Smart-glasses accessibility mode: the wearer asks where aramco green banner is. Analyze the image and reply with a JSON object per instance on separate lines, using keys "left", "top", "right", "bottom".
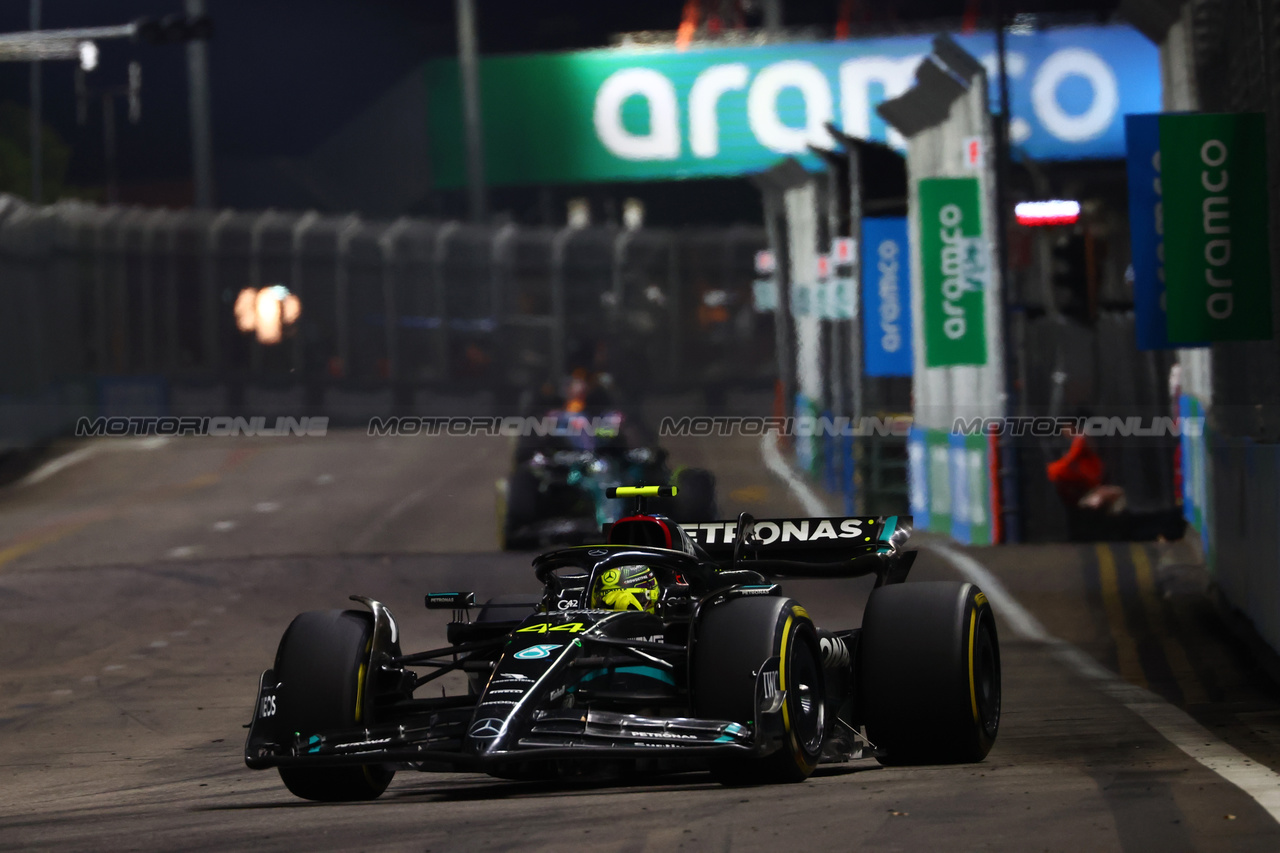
{"left": 917, "top": 177, "right": 988, "bottom": 367}
{"left": 425, "top": 27, "right": 1161, "bottom": 187}
{"left": 1160, "top": 112, "right": 1274, "bottom": 343}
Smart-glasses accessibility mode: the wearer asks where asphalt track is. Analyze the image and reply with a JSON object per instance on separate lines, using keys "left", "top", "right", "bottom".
{"left": 3, "top": 429, "right": 1280, "bottom": 851}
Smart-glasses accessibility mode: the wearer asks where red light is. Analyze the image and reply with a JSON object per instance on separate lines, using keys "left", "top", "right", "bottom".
{"left": 1016, "top": 200, "right": 1080, "bottom": 227}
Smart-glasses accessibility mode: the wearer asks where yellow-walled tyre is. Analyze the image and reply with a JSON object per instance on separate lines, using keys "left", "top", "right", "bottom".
{"left": 693, "top": 596, "right": 826, "bottom": 784}
{"left": 273, "top": 610, "right": 394, "bottom": 801}
{"left": 859, "top": 582, "right": 1001, "bottom": 764}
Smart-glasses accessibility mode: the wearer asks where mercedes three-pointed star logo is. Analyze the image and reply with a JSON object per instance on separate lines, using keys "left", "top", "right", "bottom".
{"left": 469, "top": 717, "right": 504, "bottom": 739}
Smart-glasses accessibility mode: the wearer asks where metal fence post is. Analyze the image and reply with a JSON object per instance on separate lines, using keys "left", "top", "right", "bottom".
{"left": 490, "top": 222, "right": 517, "bottom": 323}
{"left": 139, "top": 209, "right": 167, "bottom": 372}
{"left": 334, "top": 214, "right": 362, "bottom": 380}
{"left": 114, "top": 209, "right": 145, "bottom": 374}
{"left": 611, "top": 227, "right": 634, "bottom": 336}
{"left": 433, "top": 221, "right": 460, "bottom": 382}
{"left": 549, "top": 226, "right": 575, "bottom": 384}
{"left": 379, "top": 217, "right": 411, "bottom": 385}
{"left": 666, "top": 232, "right": 682, "bottom": 383}
{"left": 203, "top": 209, "right": 233, "bottom": 374}
{"left": 92, "top": 208, "right": 122, "bottom": 375}
{"left": 490, "top": 222, "right": 518, "bottom": 394}
{"left": 164, "top": 213, "right": 180, "bottom": 372}
{"left": 289, "top": 211, "right": 320, "bottom": 376}
{"left": 248, "top": 210, "right": 272, "bottom": 374}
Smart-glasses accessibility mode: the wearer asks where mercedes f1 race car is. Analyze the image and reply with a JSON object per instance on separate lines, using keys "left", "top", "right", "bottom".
{"left": 498, "top": 409, "right": 716, "bottom": 549}
{"left": 245, "top": 486, "right": 1001, "bottom": 801}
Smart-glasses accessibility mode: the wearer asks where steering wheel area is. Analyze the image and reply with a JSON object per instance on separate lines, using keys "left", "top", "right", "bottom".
{"left": 533, "top": 547, "right": 710, "bottom": 605}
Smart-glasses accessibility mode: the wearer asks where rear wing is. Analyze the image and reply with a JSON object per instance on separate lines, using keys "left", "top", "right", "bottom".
{"left": 681, "top": 514, "right": 915, "bottom": 584}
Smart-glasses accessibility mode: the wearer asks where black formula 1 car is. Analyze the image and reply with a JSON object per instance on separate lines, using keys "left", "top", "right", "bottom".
{"left": 245, "top": 486, "right": 1001, "bottom": 801}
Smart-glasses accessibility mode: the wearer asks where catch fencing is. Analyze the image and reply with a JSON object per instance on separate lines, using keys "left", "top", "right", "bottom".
{"left": 0, "top": 195, "right": 769, "bottom": 448}
{"left": 1157, "top": 0, "right": 1280, "bottom": 652}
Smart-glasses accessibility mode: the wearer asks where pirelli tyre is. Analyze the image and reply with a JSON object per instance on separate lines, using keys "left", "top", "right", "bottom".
{"left": 859, "top": 581, "right": 1000, "bottom": 765}
{"left": 672, "top": 468, "right": 717, "bottom": 523}
{"left": 693, "top": 596, "right": 826, "bottom": 784}
{"left": 501, "top": 468, "right": 541, "bottom": 550}
{"left": 273, "top": 610, "right": 394, "bottom": 801}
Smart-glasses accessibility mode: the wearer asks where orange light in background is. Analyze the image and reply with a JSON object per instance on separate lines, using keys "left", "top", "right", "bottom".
{"left": 282, "top": 293, "right": 301, "bottom": 325}
{"left": 235, "top": 285, "right": 302, "bottom": 344}
{"left": 255, "top": 289, "right": 283, "bottom": 344}
{"left": 234, "top": 288, "right": 257, "bottom": 332}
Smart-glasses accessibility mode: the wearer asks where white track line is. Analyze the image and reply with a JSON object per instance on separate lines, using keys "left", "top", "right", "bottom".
{"left": 18, "top": 436, "right": 169, "bottom": 488}
{"left": 760, "top": 434, "right": 1280, "bottom": 822}
{"left": 758, "top": 433, "right": 829, "bottom": 516}
{"left": 20, "top": 446, "right": 98, "bottom": 486}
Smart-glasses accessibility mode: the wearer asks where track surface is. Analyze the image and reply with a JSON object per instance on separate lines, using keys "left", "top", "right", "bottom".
{"left": 3, "top": 431, "right": 1280, "bottom": 851}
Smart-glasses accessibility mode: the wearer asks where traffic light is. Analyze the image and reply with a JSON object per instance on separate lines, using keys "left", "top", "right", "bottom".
{"left": 134, "top": 14, "right": 213, "bottom": 45}
{"left": 1051, "top": 233, "right": 1089, "bottom": 323}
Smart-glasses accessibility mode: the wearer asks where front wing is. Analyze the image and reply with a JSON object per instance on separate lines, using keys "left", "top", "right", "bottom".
{"left": 245, "top": 661, "right": 785, "bottom": 771}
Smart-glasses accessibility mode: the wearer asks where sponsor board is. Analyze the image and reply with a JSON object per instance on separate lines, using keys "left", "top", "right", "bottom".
{"left": 862, "top": 217, "right": 913, "bottom": 376}
{"left": 917, "top": 177, "right": 989, "bottom": 367}
{"left": 427, "top": 26, "right": 1160, "bottom": 186}
{"left": 910, "top": 427, "right": 992, "bottom": 545}
{"left": 908, "top": 426, "right": 932, "bottom": 531}
{"left": 1126, "top": 113, "right": 1178, "bottom": 350}
{"left": 1160, "top": 112, "right": 1274, "bottom": 343}
{"left": 1180, "top": 394, "right": 1210, "bottom": 558}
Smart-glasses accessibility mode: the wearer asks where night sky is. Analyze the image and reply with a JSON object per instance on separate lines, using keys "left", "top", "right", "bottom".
{"left": 0, "top": 1, "right": 1120, "bottom": 218}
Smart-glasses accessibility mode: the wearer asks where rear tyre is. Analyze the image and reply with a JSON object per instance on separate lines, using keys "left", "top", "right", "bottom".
{"left": 502, "top": 468, "right": 541, "bottom": 550}
{"left": 672, "top": 468, "right": 717, "bottom": 522}
{"left": 693, "top": 596, "right": 825, "bottom": 784}
{"left": 273, "top": 610, "right": 394, "bottom": 801}
{"left": 859, "top": 582, "right": 1000, "bottom": 765}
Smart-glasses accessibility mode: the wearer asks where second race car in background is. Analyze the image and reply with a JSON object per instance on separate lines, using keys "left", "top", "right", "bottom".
{"left": 496, "top": 407, "right": 717, "bottom": 549}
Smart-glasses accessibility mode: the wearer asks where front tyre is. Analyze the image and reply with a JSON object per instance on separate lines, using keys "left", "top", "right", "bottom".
{"left": 693, "top": 597, "right": 825, "bottom": 784}
{"left": 273, "top": 610, "right": 394, "bottom": 801}
{"left": 859, "top": 582, "right": 1000, "bottom": 765}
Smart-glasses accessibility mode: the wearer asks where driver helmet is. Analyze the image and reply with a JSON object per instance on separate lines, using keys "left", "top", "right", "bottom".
{"left": 592, "top": 564, "right": 659, "bottom": 612}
